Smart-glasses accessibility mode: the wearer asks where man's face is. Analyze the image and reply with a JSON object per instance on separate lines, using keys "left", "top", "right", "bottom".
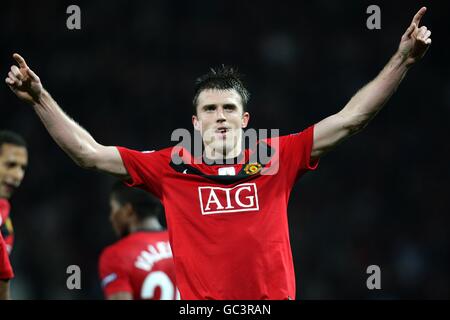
{"left": 0, "top": 144, "right": 28, "bottom": 199}
{"left": 109, "top": 196, "right": 131, "bottom": 238}
{"left": 192, "top": 89, "right": 250, "bottom": 156}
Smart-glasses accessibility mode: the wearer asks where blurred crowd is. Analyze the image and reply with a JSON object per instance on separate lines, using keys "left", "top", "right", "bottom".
{"left": 1, "top": 0, "right": 449, "bottom": 299}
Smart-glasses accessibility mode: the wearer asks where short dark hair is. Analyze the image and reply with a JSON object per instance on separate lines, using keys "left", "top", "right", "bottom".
{"left": 0, "top": 130, "right": 27, "bottom": 154}
{"left": 192, "top": 65, "right": 250, "bottom": 114}
{"left": 110, "top": 181, "right": 162, "bottom": 220}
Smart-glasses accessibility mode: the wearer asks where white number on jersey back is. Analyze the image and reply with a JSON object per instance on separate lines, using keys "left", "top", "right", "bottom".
{"left": 141, "top": 271, "right": 180, "bottom": 300}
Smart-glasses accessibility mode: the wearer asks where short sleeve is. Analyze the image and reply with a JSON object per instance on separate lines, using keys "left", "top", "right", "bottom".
{"left": 98, "top": 248, "right": 132, "bottom": 298}
{"left": 278, "top": 125, "right": 319, "bottom": 185}
{"left": 116, "top": 147, "right": 168, "bottom": 199}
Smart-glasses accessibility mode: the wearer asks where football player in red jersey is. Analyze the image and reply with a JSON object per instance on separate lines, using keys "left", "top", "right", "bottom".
{"left": 6, "top": 8, "right": 431, "bottom": 299}
{"left": 99, "top": 182, "right": 178, "bottom": 300}
{"left": 0, "top": 131, "right": 28, "bottom": 300}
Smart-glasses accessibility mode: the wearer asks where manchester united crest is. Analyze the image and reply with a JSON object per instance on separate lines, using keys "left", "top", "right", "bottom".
{"left": 244, "top": 163, "right": 262, "bottom": 175}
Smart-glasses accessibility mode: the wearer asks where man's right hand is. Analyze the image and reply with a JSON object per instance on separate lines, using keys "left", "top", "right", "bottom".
{"left": 5, "top": 53, "right": 43, "bottom": 105}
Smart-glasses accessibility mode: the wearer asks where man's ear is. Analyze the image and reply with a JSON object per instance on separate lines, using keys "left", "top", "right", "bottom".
{"left": 242, "top": 112, "right": 250, "bottom": 128}
{"left": 192, "top": 115, "right": 201, "bottom": 131}
{"left": 123, "top": 203, "right": 134, "bottom": 218}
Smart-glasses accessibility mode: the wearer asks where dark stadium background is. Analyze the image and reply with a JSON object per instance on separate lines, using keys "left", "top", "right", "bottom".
{"left": 1, "top": 0, "right": 449, "bottom": 299}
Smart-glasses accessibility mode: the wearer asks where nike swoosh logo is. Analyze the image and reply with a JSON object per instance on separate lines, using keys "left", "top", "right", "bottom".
{"left": 183, "top": 169, "right": 188, "bottom": 174}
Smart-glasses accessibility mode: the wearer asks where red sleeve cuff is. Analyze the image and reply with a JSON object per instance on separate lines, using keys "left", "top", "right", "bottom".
{"left": 303, "top": 125, "right": 320, "bottom": 171}
{"left": 116, "top": 146, "right": 143, "bottom": 187}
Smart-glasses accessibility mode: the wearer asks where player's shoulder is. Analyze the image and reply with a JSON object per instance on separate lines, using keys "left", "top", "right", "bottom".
{"left": 117, "top": 145, "right": 174, "bottom": 159}
{"left": 0, "top": 199, "right": 10, "bottom": 208}
{"left": 141, "top": 146, "right": 174, "bottom": 156}
{"left": 99, "top": 242, "right": 120, "bottom": 263}
{"left": 102, "top": 231, "right": 168, "bottom": 253}
{"left": 130, "top": 230, "right": 170, "bottom": 244}
{"left": 148, "top": 230, "right": 170, "bottom": 241}
{"left": 99, "top": 235, "right": 134, "bottom": 262}
{"left": 268, "top": 126, "right": 315, "bottom": 146}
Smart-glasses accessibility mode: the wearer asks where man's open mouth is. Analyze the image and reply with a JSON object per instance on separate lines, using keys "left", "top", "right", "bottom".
{"left": 216, "top": 127, "right": 229, "bottom": 134}
{"left": 2, "top": 182, "right": 16, "bottom": 193}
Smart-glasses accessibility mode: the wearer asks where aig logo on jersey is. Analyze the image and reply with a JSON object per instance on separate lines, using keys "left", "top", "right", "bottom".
{"left": 198, "top": 183, "right": 259, "bottom": 215}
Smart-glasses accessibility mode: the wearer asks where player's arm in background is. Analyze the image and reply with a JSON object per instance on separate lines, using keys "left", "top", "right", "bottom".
{"left": 4, "top": 54, "right": 129, "bottom": 179}
{"left": 311, "top": 7, "right": 431, "bottom": 161}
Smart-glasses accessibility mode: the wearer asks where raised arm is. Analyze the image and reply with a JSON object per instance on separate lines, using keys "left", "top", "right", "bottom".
{"left": 5, "top": 54, "right": 128, "bottom": 178}
{"left": 311, "top": 7, "right": 432, "bottom": 160}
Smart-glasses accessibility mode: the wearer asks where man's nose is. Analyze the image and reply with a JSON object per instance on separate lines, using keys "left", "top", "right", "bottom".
{"left": 215, "top": 107, "right": 226, "bottom": 121}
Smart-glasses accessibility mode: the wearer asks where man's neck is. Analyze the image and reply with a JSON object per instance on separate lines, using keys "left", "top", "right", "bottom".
{"left": 130, "top": 217, "right": 163, "bottom": 233}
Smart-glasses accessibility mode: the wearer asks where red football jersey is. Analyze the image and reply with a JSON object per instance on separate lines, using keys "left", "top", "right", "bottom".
{"left": 0, "top": 199, "right": 14, "bottom": 254}
{"left": 0, "top": 199, "right": 10, "bottom": 228}
{"left": 116, "top": 125, "right": 319, "bottom": 300}
{"left": 0, "top": 199, "right": 14, "bottom": 280}
{"left": 99, "top": 231, "right": 178, "bottom": 300}
{"left": 0, "top": 233, "right": 13, "bottom": 280}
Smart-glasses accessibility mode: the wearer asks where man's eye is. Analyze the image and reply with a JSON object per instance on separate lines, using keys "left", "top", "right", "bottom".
{"left": 224, "top": 105, "right": 236, "bottom": 111}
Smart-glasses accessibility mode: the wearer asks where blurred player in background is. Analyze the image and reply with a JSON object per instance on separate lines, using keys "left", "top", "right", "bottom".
{"left": 5, "top": 8, "right": 431, "bottom": 299}
{"left": 99, "top": 181, "right": 178, "bottom": 300}
{"left": 0, "top": 131, "right": 28, "bottom": 299}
